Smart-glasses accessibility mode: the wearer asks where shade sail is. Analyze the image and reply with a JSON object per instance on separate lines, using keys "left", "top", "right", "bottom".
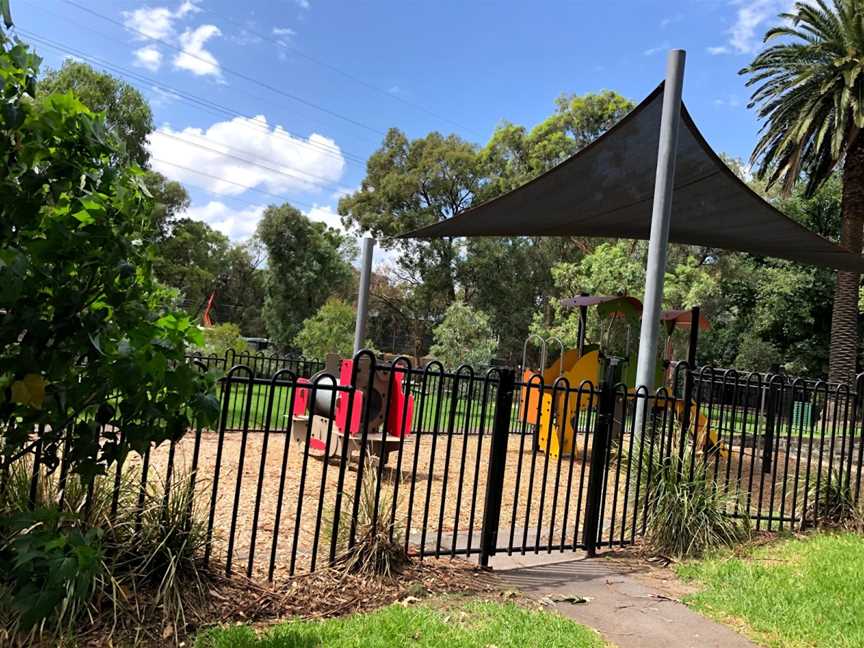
{"left": 401, "top": 83, "right": 864, "bottom": 273}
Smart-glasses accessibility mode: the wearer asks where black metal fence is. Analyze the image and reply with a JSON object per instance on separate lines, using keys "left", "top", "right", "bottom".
{"left": 6, "top": 352, "right": 864, "bottom": 583}
{"left": 186, "top": 350, "right": 326, "bottom": 378}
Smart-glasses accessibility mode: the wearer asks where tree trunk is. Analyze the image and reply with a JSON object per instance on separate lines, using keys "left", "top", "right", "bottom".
{"left": 828, "top": 136, "right": 864, "bottom": 385}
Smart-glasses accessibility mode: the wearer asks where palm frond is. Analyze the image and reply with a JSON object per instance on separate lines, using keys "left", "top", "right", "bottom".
{"left": 741, "top": 0, "right": 864, "bottom": 194}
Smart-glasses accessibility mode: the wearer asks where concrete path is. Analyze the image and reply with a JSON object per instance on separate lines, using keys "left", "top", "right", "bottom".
{"left": 498, "top": 554, "right": 758, "bottom": 648}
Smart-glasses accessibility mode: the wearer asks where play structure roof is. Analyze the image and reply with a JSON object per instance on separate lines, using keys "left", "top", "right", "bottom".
{"left": 660, "top": 309, "right": 710, "bottom": 331}
{"left": 401, "top": 84, "right": 864, "bottom": 273}
{"left": 560, "top": 294, "right": 643, "bottom": 320}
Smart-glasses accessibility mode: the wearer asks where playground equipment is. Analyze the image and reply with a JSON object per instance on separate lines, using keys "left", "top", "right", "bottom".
{"left": 661, "top": 309, "right": 727, "bottom": 457}
{"left": 291, "top": 354, "right": 414, "bottom": 464}
{"left": 519, "top": 296, "right": 726, "bottom": 458}
{"left": 520, "top": 296, "right": 644, "bottom": 457}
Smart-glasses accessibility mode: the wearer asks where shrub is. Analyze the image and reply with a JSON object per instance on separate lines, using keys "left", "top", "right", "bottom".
{"left": 327, "top": 460, "right": 408, "bottom": 577}
{"left": 198, "top": 322, "right": 249, "bottom": 357}
{"left": 627, "top": 442, "right": 750, "bottom": 558}
{"left": 294, "top": 298, "right": 358, "bottom": 360}
{"left": 0, "top": 460, "right": 209, "bottom": 641}
{"left": 800, "top": 467, "right": 863, "bottom": 530}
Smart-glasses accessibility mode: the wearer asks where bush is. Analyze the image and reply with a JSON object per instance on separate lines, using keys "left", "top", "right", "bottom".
{"left": 801, "top": 467, "right": 863, "bottom": 530}
{"left": 0, "top": 460, "right": 209, "bottom": 641}
{"left": 327, "top": 460, "right": 408, "bottom": 578}
{"left": 627, "top": 442, "right": 750, "bottom": 558}
{"left": 294, "top": 298, "right": 365, "bottom": 360}
{"left": 197, "top": 322, "right": 249, "bottom": 357}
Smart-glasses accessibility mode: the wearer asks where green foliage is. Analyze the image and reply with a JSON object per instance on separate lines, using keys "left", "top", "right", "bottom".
{"left": 801, "top": 467, "right": 863, "bottom": 529}
{"left": 194, "top": 599, "right": 605, "bottom": 648}
{"left": 0, "top": 461, "right": 209, "bottom": 637}
{"left": 339, "top": 131, "right": 476, "bottom": 353}
{"left": 741, "top": 0, "right": 864, "bottom": 384}
{"left": 677, "top": 533, "right": 864, "bottom": 648}
{"left": 479, "top": 90, "right": 634, "bottom": 196}
{"left": 430, "top": 301, "right": 498, "bottom": 369}
{"left": 0, "top": 36, "right": 218, "bottom": 487}
{"left": 154, "top": 218, "right": 231, "bottom": 312}
{"left": 327, "top": 459, "right": 407, "bottom": 578}
{"left": 198, "top": 322, "right": 249, "bottom": 357}
{"left": 38, "top": 60, "right": 154, "bottom": 168}
{"left": 741, "top": 1, "right": 864, "bottom": 194}
{"left": 294, "top": 298, "right": 357, "bottom": 360}
{"left": 535, "top": 241, "right": 720, "bottom": 356}
{"left": 629, "top": 444, "right": 750, "bottom": 558}
{"left": 258, "top": 204, "right": 353, "bottom": 348}
{"left": 0, "top": 509, "right": 103, "bottom": 631}
{"left": 732, "top": 333, "right": 782, "bottom": 372}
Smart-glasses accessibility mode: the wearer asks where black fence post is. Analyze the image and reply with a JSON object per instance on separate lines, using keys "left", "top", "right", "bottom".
{"left": 583, "top": 358, "right": 618, "bottom": 557}
{"left": 763, "top": 380, "right": 777, "bottom": 474}
{"left": 479, "top": 368, "right": 515, "bottom": 568}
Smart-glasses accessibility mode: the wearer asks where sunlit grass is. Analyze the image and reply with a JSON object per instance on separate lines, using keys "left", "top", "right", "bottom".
{"left": 193, "top": 598, "right": 604, "bottom": 648}
{"left": 677, "top": 532, "right": 864, "bottom": 647}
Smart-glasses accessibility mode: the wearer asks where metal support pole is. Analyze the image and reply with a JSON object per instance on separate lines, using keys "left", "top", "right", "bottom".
{"left": 686, "top": 305, "right": 700, "bottom": 369}
{"left": 353, "top": 237, "right": 375, "bottom": 356}
{"left": 635, "top": 50, "right": 686, "bottom": 423}
{"left": 577, "top": 304, "right": 588, "bottom": 357}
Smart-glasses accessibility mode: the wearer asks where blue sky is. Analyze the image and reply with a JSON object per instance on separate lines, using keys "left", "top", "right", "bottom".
{"left": 14, "top": 0, "right": 794, "bottom": 249}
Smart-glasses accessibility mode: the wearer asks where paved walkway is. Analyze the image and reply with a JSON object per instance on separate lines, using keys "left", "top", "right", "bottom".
{"left": 496, "top": 553, "right": 757, "bottom": 648}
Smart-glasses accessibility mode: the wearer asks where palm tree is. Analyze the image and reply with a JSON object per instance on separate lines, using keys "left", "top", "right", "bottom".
{"left": 741, "top": 0, "right": 864, "bottom": 384}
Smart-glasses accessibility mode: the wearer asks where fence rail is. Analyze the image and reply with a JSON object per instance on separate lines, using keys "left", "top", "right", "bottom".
{"left": 5, "top": 353, "right": 864, "bottom": 583}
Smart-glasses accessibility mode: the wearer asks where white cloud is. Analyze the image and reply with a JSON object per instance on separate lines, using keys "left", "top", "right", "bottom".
{"left": 184, "top": 201, "right": 266, "bottom": 240}
{"left": 710, "top": 0, "right": 797, "bottom": 55}
{"left": 272, "top": 26, "right": 296, "bottom": 37}
{"left": 180, "top": 201, "right": 347, "bottom": 242}
{"left": 660, "top": 13, "right": 683, "bottom": 29}
{"left": 122, "top": 0, "right": 200, "bottom": 41}
{"left": 133, "top": 45, "right": 163, "bottom": 71}
{"left": 643, "top": 42, "right": 670, "bottom": 56}
{"left": 148, "top": 115, "right": 346, "bottom": 196}
{"left": 295, "top": 0, "right": 311, "bottom": 9}
{"left": 148, "top": 85, "right": 182, "bottom": 107}
{"left": 714, "top": 95, "right": 742, "bottom": 108}
{"left": 173, "top": 25, "right": 222, "bottom": 77}
{"left": 306, "top": 204, "right": 344, "bottom": 231}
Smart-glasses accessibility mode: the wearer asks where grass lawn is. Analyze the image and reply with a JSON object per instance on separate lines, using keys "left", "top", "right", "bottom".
{"left": 677, "top": 532, "right": 864, "bottom": 647}
{"left": 193, "top": 598, "right": 604, "bottom": 648}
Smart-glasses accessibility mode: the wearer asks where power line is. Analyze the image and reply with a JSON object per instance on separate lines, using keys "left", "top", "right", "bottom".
{"left": 153, "top": 129, "right": 353, "bottom": 194}
{"left": 151, "top": 158, "right": 321, "bottom": 210}
{"left": 20, "top": 29, "right": 369, "bottom": 166}
{"left": 58, "top": 0, "right": 389, "bottom": 138}
{"left": 211, "top": 10, "right": 484, "bottom": 139}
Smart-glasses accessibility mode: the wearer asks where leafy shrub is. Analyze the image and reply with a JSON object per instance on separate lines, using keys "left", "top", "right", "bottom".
{"left": 801, "top": 467, "right": 863, "bottom": 530}
{"left": 627, "top": 442, "right": 750, "bottom": 558}
{"left": 0, "top": 460, "right": 209, "bottom": 640}
{"left": 294, "top": 298, "right": 362, "bottom": 360}
{"left": 0, "top": 26, "right": 219, "bottom": 492}
{"left": 198, "top": 322, "right": 249, "bottom": 357}
{"left": 327, "top": 460, "right": 408, "bottom": 577}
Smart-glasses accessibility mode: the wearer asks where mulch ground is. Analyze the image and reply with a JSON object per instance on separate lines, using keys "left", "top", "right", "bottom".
{"left": 54, "top": 557, "right": 512, "bottom": 648}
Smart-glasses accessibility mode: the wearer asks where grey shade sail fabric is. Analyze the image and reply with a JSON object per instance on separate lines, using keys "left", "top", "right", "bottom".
{"left": 400, "top": 83, "right": 864, "bottom": 273}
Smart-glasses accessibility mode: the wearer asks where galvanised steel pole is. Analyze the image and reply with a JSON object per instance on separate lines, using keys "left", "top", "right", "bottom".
{"left": 353, "top": 237, "right": 375, "bottom": 355}
{"left": 634, "top": 49, "right": 686, "bottom": 430}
